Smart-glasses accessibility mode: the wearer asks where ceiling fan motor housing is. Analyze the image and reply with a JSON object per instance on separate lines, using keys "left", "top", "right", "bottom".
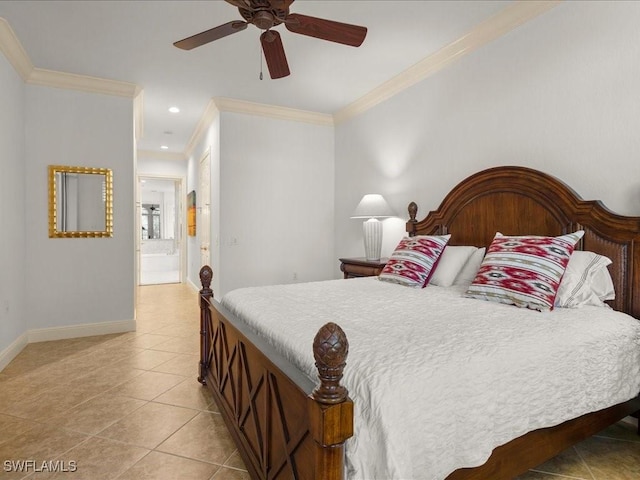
{"left": 253, "top": 11, "right": 278, "bottom": 30}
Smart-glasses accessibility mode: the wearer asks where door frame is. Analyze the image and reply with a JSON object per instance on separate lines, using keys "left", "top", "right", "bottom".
{"left": 136, "top": 173, "right": 187, "bottom": 286}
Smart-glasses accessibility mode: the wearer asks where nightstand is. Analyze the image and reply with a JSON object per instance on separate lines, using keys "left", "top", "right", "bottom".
{"left": 339, "top": 257, "right": 388, "bottom": 279}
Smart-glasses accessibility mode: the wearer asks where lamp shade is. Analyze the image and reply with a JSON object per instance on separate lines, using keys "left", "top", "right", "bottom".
{"left": 351, "top": 194, "right": 395, "bottom": 218}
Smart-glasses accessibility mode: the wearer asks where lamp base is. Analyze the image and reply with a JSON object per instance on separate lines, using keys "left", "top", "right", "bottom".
{"left": 363, "top": 218, "right": 382, "bottom": 261}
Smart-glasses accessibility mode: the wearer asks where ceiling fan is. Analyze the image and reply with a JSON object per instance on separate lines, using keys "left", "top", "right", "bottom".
{"left": 173, "top": 0, "right": 368, "bottom": 79}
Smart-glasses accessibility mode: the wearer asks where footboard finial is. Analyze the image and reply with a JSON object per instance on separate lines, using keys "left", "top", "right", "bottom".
{"left": 200, "top": 265, "right": 213, "bottom": 292}
{"left": 198, "top": 266, "right": 214, "bottom": 385}
{"left": 312, "top": 322, "right": 349, "bottom": 404}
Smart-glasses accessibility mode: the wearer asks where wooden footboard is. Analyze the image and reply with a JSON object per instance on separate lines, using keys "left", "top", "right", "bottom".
{"left": 198, "top": 266, "right": 353, "bottom": 480}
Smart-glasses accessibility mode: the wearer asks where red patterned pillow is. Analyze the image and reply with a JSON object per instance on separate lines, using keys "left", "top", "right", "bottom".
{"left": 379, "top": 235, "right": 451, "bottom": 288}
{"left": 464, "top": 231, "right": 584, "bottom": 311}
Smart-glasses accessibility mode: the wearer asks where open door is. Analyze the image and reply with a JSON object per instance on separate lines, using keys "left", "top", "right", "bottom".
{"left": 199, "top": 151, "right": 211, "bottom": 268}
{"left": 137, "top": 175, "right": 186, "bottom": 285}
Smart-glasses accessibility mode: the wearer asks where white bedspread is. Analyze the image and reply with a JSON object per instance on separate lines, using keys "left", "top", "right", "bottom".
{"left": 221, "top": 277, "right": 640, "bottom": 480}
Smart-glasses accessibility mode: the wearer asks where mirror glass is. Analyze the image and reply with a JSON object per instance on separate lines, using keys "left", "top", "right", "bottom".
{"left": 48, "top": 165, "right": 113, "bottom": 238}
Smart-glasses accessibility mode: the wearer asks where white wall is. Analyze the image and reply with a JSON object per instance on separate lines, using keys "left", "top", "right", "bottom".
{"left": 335, "top": 1, "right": 640, "bottom": 260}
{"left": 187, "top": 111, "right": 335, "bottom": 296}
{"left": 137, "top": 156, "right": 187, "bottom": 178}
{"left": 0, "top": 52, "right": 26, "bottom": 357}
{"left": 218, "top": 112, "right": 335, "bottom": 294}
{"left": 24, "top": 85, "right": 135, "bottom": 330}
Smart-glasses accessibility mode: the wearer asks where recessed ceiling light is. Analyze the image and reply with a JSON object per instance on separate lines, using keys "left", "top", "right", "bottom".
{"left": 160, "top": 145, "right": 169, "bottom": 150}
{"left": 168, "top": 106, "right": 180, "bottom": 113}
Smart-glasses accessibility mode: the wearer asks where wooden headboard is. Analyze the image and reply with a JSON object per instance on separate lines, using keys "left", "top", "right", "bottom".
{"left": 406, "top": 166, "right": 640, "bottom": 318}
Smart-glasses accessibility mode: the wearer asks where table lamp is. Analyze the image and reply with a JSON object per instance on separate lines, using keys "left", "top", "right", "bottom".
{"left": 351, "top": 194, "right": 395, "bottom": 261}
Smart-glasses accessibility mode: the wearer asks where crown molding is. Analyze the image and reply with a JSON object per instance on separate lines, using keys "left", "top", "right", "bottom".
{"left": 1, "top": 17, "right": 141, "bottom": 98}
{"left": 0, "top": 17, "right": 33, "bottom": 80}
{"left": 213, "top": 97, "right": 334, "bottom": 126}
{"left": 184, "top": 98, "right": 220, "bottom": 160}
{"left": 137, "top": 149, "right": 187, "bottom": 162}
{"left": 27, "top": 68, "right": 141, "bottom": 98}
{"left": 334, "top": 0, "right": 561, "bottom": 124}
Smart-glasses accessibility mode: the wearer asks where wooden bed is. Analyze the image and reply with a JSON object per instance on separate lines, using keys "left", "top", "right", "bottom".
{"left": 197, "top": 165, "right": 640, "bottom": 480}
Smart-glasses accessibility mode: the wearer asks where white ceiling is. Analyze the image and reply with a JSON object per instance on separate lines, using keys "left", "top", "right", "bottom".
{"left": 0, "top": 0, "right": 511, "bottom": 155}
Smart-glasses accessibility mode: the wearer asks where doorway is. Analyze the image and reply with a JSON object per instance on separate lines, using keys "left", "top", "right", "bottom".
{"left": 137, "top": 175, "right": 185, "bottom": 285}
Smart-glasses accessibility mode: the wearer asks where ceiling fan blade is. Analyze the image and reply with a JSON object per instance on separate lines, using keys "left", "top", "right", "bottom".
{"left": 285, "top": 13, "right": 367, "bottom": 47}
{"left": 260, "top": 30, "right": 290, "bottom": 79}
{"left": 173, "top": 21, "right": 247, "bottom": 50}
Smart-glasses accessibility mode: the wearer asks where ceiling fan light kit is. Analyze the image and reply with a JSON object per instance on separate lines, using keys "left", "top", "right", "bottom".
{"left": 173, "top": 0, "right": 367, "bottom": 79}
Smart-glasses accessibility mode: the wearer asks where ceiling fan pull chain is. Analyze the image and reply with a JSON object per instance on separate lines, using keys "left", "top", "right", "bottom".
{"left": 259, "top": 43, "right": 264, "bottom": 80}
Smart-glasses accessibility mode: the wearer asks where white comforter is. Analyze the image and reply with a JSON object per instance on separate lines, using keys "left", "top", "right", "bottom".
{"left": 221, "top": 277, "right": 640, "bottom": 480}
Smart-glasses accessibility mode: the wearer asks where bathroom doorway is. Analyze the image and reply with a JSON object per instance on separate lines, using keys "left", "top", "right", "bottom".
{"left": 137, "top": 175, "right": 185, "bottom": 285}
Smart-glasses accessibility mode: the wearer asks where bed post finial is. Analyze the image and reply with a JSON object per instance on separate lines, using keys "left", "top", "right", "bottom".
{"left": 309, "top": 322, "right": 353, "bottom": 480}
{"left": 198, "top": 266, "right": 214, "bottom": 385}
{"left": 408, "top": 202, "right": 418, "bottom": 236}
{"left": 200, "top": 265, "right": 213, "bottom": 291}
{"left": 312, "top": 322, "right": 349, "bottom": 404}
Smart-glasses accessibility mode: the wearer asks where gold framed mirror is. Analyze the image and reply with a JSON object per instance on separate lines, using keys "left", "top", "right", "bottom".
{"left": 48, "top": 165, "right": 113, "bottom": 238}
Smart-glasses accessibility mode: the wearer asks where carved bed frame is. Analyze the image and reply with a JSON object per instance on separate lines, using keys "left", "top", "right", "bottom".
{"left": 198, "top": 166, "right": 640, "bottom": 480}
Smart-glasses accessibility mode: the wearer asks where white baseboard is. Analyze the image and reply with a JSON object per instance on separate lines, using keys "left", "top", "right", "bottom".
{"left": 28, "top": 319, "right": 136, "bottom": 343}
{"left": 187, "top": 278, "right": 199, "bottom": 293}
{"left": 0, "top": 331, "right": 29, "bottom": 372}
{"left": 0, "top": 319, "right": 137, "bottom": 373}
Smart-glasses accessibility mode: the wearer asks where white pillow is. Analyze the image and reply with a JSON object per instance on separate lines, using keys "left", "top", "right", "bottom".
{"left": 452, "top": 247, "right": 486, "bottom": 286}
{"left": 429, "top": 246, "right": 478, "bottom": 287}
{"left": 555, "top": 251, "right": 615, "bottom": 308}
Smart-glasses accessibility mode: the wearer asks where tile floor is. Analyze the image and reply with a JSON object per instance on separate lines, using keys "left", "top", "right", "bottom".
{"left": 0, "top": 284, "right": 248, "bottom": 480}
{"left": 0, "top": 283, "right": 639, "bottom": 479}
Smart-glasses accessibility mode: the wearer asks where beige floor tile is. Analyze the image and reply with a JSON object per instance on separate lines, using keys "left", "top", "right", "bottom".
{"left": 515, "top": 472, "right": 583, "bottom": 480}
{"left": 527, "top": 446, "right": 593, "bottom": 479}
{"left": 73, "top": 346, "right": 145, "bottom": 372}
{"left": 210, "top": 467, "right": 252, "bottom": 480}
{"left": 133, "top": 321, "right": 174, "bottom": 335}
{"left": 1, "top": 384, "right": 100, "bottom": 421}
{"left": 594, "top": 420, "right": 640, "bottom": 444}
{"left": 223, "top": 450, "right": 247, "bottom": 470}
{"left": 150, "top": 324, "right": 200, "bottom": 340}
{"left": 28, "top": 437, "right": 148, "bottom": 480}
{"left": 157, "top": 412, "right": 236, "bottom": 464}
{"left": 154, "top": 335, "right": 200, "bottom": 355}
{"left": 112, "top": 350, "right": 178, "bottom": 371}
{"left": 121, "top": 334, "right": 174, "bottom": 350}
{"left": 152, "top": 378, "right": 216, "bottom": 411}
{"left": 152, "top": 353, "right": 199, "bottom": 377}
{"left": 98, "top": 402, "right": 198, "bottom": 449}
{"left": 576, "top": 436, "right": 640, "bottom": 479}
{"left": 115, "top": 451, "right": 219, "bottom": 480}
{"left": 0, "top": 424, "right": 87, "bottom": 470}
{"left": 107, "top": 371, "right": 187, "bottom": 401}
{"left": 71, "top": 364, "right": 145, "bottom": 393}
{"left": 0, "top": 415, "right": 41, "bottom": 446}
{"left": 45, "top": 394, "right": 147, "bottom": 435}
{"left": 0, "top": 379, "right": 41, "bottom": 411}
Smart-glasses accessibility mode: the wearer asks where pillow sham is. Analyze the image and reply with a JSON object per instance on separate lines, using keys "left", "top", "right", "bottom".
{"left": 453, "top": 247, "right": 486, "bottom": 286}
{"left": 555, "top": 251, "right": 614, "bottom": 308}
{"left": 464, "top": 231, "right": 584, "bottom": 311}
{"left": 379, "top": 235, "right": 451, "bottom": 288}
{"left": 429, "top": 246, "right": 478, "bottom": 287}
